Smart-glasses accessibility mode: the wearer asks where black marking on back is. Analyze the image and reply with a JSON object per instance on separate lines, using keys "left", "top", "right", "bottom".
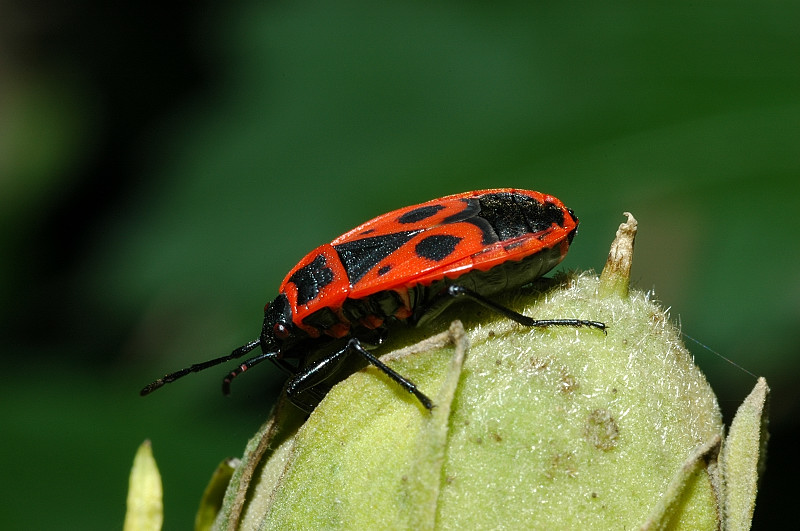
{"left": 437, "top": 198, "right": 497, "bottom": 245}
{"left": 378, "top": 265, "right": 392, "bottom": 276}
{"left": 415, "top": 234, "right": 462, "bottom": 261}
{"left": 333, "top": 231, "right": 419, "bottom": 286}
{"left": 460, "top": 192, "right": 566, "bottom": 245}
{"left": 475, "top": 193, "right": 529, "bottom": 241}
{"left": 398, "top": 204, "right": 446, "bottom": 224}
{"left": 513, "top": 193, "right": 565, "bottom": 231}
{"left": 289, "top": 254, "right": 335, "bottom": 305}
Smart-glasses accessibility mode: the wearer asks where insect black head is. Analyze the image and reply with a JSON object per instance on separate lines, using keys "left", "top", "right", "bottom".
{"left": 261, "top": 294, "right": 296, "bottom": 349}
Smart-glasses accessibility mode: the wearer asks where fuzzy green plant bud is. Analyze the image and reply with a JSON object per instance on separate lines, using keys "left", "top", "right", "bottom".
{"left": 199, "top": 213, "right": 767, "bottom": 530}
{"left": 124, "top": 440, "right": 163, "bottom": 531}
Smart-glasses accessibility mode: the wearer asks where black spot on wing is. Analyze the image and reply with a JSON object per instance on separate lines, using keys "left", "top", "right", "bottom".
{"left": 443, "top": 198, "right": 498, "bottom": 245}
{"left": 378, "top": 265, "right": 392, "bottom": 276}
{"left": 397, "top": 204, "right": 446, "bottom": 224}
{"left": 415, "top": 234, "right": 462, "bottom": 261}
{"left": 333, "top": 231, "right": 419, "bottom": 285}
{"left": 461, "top": 216, "right": 499, "bottom": 245}
{"left": 289, "top": 254, "right": 335, "bottom": 305}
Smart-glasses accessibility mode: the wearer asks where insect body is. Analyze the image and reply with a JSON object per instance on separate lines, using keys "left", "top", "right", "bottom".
{"left": 141, "top": 189, "right": 605, "bottom": 411}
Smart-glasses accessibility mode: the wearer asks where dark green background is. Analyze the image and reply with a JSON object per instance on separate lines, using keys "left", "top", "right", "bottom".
{"left": 2, "top": 1, "right": 797, "bottom": 528}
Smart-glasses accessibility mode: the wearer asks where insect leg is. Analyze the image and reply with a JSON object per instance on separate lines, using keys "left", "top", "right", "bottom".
{"left": 446, "top": 285, "right": 607, "bottom": 333}
{"left": 284, "top": 344, "right": 353, "bottom": 412}
{"left": 344, "top": 338, "right": 434, "bottom": 410}
{"left": 286, "top": 338, "right": 434, "bottom": 411}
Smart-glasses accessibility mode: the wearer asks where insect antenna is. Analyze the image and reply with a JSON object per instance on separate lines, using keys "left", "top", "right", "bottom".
{"left": 222, "top": 350, "right": 282, "bottom": 395}
{"left": 140, "top": 338, "right": 261, "bottom": 396}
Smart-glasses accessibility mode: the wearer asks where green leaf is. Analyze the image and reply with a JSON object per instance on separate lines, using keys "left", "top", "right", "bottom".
{"left": 196, "top": 458, "right": 238, "bottom": 531}
{"left": 721, "top": 377, "right": 770, "bottom": 531}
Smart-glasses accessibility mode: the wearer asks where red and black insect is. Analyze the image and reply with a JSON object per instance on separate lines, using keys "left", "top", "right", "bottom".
{"left": 141, "top": 189, "right": 605, "bottom": 411}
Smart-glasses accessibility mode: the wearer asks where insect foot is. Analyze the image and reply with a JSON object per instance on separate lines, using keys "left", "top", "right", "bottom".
{"left": 146, "top": 213, "right": 768, "bottom": 530}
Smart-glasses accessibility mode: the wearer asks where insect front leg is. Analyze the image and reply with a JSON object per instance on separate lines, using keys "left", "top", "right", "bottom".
{"left": 284, "top": 344, "right": 352, "bottom": 412}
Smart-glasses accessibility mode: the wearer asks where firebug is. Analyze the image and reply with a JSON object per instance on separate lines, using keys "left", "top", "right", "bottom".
{"left": 141, "top": 189, "right": 606, "bottom": 411}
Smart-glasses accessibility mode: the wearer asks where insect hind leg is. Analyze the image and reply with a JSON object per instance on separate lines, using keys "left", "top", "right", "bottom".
{"left": 446, "top": 284, "right": 606, "bottom": 333}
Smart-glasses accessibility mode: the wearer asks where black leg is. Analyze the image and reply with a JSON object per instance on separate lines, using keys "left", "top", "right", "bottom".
{"left": 286, "top": 337, "right": 433, "bottom": 412}
{"left": 284, "top": 344, "right": 352, "bottom": 412}
{"left": 345, "top": 338, "right": 434, "bottom": 410}
{"left": 446, "top": 285, "right": 607, "bottom": 333}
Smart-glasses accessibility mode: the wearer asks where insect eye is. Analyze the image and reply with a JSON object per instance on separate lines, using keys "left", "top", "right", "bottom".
{"left": 273, "top": 322, "right": 291, "bottom": 340}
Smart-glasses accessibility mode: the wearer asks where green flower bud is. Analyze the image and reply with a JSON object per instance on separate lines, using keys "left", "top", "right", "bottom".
{"left": 200, "top": 213, "right": 767, "bottom": 530}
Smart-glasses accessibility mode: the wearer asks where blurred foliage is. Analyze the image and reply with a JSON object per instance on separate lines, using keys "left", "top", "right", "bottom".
{"left": 0, "top": 1, "right": 797, "bottom": 528}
